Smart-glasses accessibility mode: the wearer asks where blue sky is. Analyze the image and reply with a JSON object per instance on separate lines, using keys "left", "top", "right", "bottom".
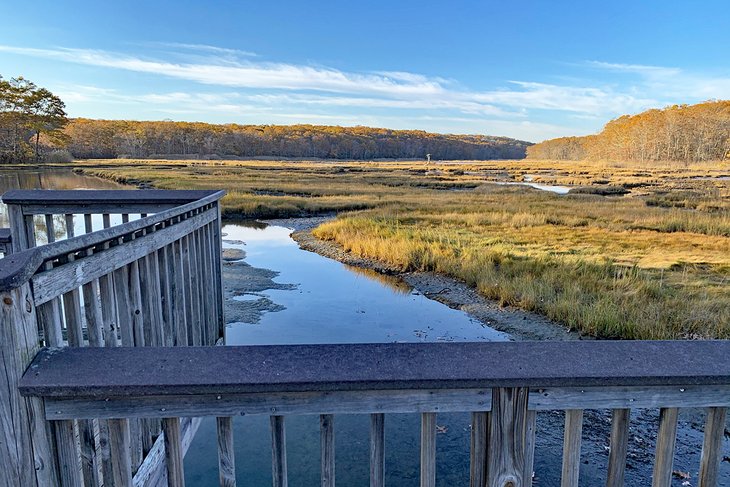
{"left": 1, "top": 0, "right": 729, "bottom": 142}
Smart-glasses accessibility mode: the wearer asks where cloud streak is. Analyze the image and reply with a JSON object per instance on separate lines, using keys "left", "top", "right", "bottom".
{"left": 3, "top": 43, "right": 727, "bottom": 141}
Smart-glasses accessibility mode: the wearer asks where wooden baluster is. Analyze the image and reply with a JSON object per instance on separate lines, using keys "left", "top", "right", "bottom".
{"left": 523, "top": 410, "right": 537, "bottom": 487}
{"left": 108, "top": 419, "right": 133, "bottom": 487}
{"left": 186, "top": 231, "right": 202, "bottom": 346}
{"left": 24, "top": 214, "right": 36, "bottom": 247}
{"left": 212, "top": 202, "right": 225, "bottom": 341}
{"left": 698, "top": 407, "right": 727, "bottom": 487}
{"left": 45, "top": 214, "right": 56, "bottom": 244}
{"left": 61, "top": 283, "right": 98, "bottom": 487}
{"left": 158, "top": 236, "right": 174, "bottom": 347}
{"left": 651, "top": 407, "right": 678, "bottom": 487}
{"left": 37, "top": 293, "right": 64, "bottom": 347}
{"left": 470, "top": 411, "right": 488, "bottom": 487}
{"left": 181, "top": 233, "right": 196, "bottom": 346}
{"left": 100, "top": 215, "right": 119, "bottom": 347}
{"left": 54, "top": 419, "right": 83, "bottom": 487}
{"left": 487, "top": 387, "right": 529, "bottom": 487}
{"left": 163, "top": 418, "right": 185, "bottom": 487}
{"left": 62, "top": 260, "right": 85, "bottom": 347}
{"left": 172, "top": 238, "right": 188, "bottom": 346}
{"left": 217, "top": 417, "right": 236, "bottom": 487}
{"left": 7, "top": 203, "right": 31, "bottom": 251}
{"left": 561, "top": 410, "right": 583, "bottom": 487}
{"left": 194, "top": 226, "right": 207, "bottom": 344}
{"left": 271, "top": 415, "right": 288, "bottom": 487}
{"left": 202, "top": 222, "right": 216, "bottom": 344}
{"left": 370, "top": 413, "right": 385, "bottom": 487}
{"left": 606, "top": 409, "right": 630, "bottom": 487}
{"left": 320, "top": 414, "right": 335, "bottom": 487}
{"left": 421, "top": 412, "right": 437, "bottom": 487}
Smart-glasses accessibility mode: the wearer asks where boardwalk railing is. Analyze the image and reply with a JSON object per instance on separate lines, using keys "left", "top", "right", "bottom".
{"left": 1, "top": 190, "right": 729, "bottom": 487}
{"left": 17, "top": 341, "right": 730, "bottom": 487}
{"left": 0, "top": 189, "right": 225, "bottom": 487}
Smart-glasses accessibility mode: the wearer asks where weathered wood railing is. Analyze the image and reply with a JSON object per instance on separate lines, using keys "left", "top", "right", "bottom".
{"left": 0, "top": 189, "right": 225, "bottom": 487}
{"left": 17, "top": 341, "right": 730, "bottom": 487}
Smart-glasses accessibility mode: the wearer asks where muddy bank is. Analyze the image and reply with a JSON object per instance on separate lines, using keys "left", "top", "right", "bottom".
{"left": 291, "top": 229, "right": 579, "bottom": 341}
{"left": 221, "top": 244, "right": 296, "bottom": 324}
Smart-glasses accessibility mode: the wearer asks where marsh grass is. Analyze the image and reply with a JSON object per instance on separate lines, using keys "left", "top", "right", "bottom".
{"left": 75, "top": 158, "right": 730, "bottom": 339}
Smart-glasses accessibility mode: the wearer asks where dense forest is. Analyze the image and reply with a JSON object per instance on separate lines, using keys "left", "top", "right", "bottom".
{"left": 64, "top": 119, "right": 531, "bottom": 160}
{"left": 527, "top": 100, "right": 730, "bottom": 162}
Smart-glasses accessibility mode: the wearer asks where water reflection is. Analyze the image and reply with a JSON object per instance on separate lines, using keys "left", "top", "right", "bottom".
{"left": 185, "top": 221, "right": 508, "bottom": 486}
{"left": 0, "top": 169, "right": 125, "bottom": 231}
{"left": 343, "top": 264, "right": 412, "bottom": 295}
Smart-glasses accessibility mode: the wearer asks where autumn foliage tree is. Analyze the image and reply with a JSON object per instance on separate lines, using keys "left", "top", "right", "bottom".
{"left": 527, "top": 100, "right": 730, "bottom": 163}
{"left": 0, "top": 75, "right": 69, "bottom": 163}
{"left": 64, "top": 119, "right": 531, "bottom": 161}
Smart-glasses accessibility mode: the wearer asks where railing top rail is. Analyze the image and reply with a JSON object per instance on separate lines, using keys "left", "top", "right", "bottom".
{"left": 20, "top": 341, "right": 730, "bottom": 398}
{"left": 1, "top": 189, "right": 219, "bottom": 206}
{"left": 0, "top": 189, "right": 225, "bottom": 291}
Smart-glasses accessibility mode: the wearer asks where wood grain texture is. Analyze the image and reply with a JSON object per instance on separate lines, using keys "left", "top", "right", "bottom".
{"left": 698, "top": 407, "right": 727, "bottom": 487}
{"left": 651, "top": 407, "right": 678, "bottom": 487}
{"left": 370, "top": 413, "right": 385, "bottom": 487}
{"left": 270, "top": 415, "right": 288, "bottom": 487}
{"left": 522, "top": 410, "right": 537, "bottom": 487}
{"left": 162, "top": 418, "right": 185, "bottom": 487}
{"left": 420, "top": 412, "right": 436, "bottom": 487}
{"left": 108, "top": 419, "right": 133, "bottom": 487}
{"left": 31, "top": 210, "right": 215, "bottom": 306}
{"left": 487, "top": 387, "right": 529, "bottom": 487}
{"left": 470, "top": 411, "right": 488, "bottom": 487}
{"left": 54, "top": 419, "right": 82, "bottom": 487}
{"left": 217, "top": 417, "right": 236, "bottom": 487}
{"left": 0, "top": 284, "right": 57, "bottom": 487}
{"left": 44, "top": 388, "right": 492, "bottom": 420}
{"left": 561, "top": 410, "right": 583, "bottom": 487}
{"left": 605, "top": 409, "right": 630, "bottom": 487}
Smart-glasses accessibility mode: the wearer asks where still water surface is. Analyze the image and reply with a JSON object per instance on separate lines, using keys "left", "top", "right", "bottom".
{"left": 183, "top": 223, "right": 509, "bottom": 486}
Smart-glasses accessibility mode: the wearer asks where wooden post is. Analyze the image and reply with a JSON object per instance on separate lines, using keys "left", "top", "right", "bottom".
{"left": 217, "top": 417, "right": 236, "bottom": 487}
{"left": 605, "top": 409, "right": 630, "bottom": 487}
{"left": 487, "top": 388, "right": 529, "bottom": 487}
{"left": 651, "top": 407, "right": 678, "bottom": 487}
{"left": 7, "top": 203, "right": 31, "bottom": 252}
{"left": 108, "top": 418, "right": 133, "bottom": 487}
{"left": 470, "top": 411, "right": 488, "bottom": 487}
{"left": 421, "top": 412, "right": 436, "bottom": 487}
{"left": 1, "top": 282, "right": 59, "bottom": 487}
{"left": 54, "top": 419, "right": 82, "bottom": 487}
{"left": 561, "top": 410, "right": 583, "bottom": 487}
{"left": 271, "top": 415, "right": 288, "bottom": 487}
{"left": 370, "top": 413, "right": 385, "bottom": 487}
{"left": 522, "top": 410, "right": 537, "bottom": 487}
{"left": 320, "top": 414, "right": 335, "bottom": 487}
{"left": 698, "top": 407, "right": 727, "bottom": 487}
{"left": 163, "top": 417, "right": 185, "bottom": 487}
{"left": 213, "top": 202, "right": 225, "bottom": 341}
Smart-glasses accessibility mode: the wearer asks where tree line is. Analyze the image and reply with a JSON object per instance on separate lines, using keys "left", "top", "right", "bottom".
{"left": 527, "top": 100, "right": 730, "bottom": 163}
{"left": 0, "top": 75, "right": 69, "bottom": 163}
{"left": 65, "top": 119, "right": 531, "bottom": 160}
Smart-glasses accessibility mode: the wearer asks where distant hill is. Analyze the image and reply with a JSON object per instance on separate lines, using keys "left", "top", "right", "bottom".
{"left": 65, "top": 119, "right": 532, "bottom": 161}
{"left": 527, "top": 100, "right": 730, "bottom": 163}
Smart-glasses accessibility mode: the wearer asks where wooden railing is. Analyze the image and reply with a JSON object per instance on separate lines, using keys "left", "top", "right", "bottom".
{"left": 0, "top": 189, "right": 225, "bottom": 487}
{"left": 17, "top": 341, "right": 730, "bottom": 487}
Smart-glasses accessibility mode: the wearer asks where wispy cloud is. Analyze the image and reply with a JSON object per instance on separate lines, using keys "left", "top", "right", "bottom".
{"left": 5, "top": 43, "right": 726, "bottom": 141}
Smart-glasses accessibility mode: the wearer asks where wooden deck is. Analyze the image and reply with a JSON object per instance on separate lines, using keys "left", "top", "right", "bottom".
{"left": 1, "top": 189, "right": 729, "bottom": 487}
